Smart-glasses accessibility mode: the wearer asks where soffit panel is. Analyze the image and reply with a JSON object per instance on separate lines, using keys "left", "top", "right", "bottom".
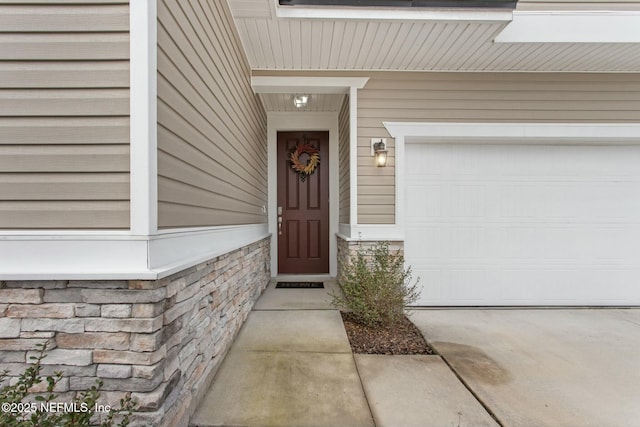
{"left": 259, "top": 93, "right": 345, "bottom": 111}
{"left": 228, "top": 0, "right": 640, "bottom": 72}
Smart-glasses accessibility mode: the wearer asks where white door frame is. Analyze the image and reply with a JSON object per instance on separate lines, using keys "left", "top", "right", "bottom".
{"left": 268, "top": 112, "right": 339, "bottom": 277}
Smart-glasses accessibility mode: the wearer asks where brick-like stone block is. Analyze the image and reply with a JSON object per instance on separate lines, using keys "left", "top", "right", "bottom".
{"left": 27, "top": 348, "right": 92, "bottom": 366}
{"left": 164, "top": 299, "right": 196, "bottom": 325}
{"left": 0, "top": 338, "right": 51, "bottom": 351}
{"left": 131, "top": 302, "right": 164, "bottom": 318}
{"left": 20, "top": 331, "right": 55, "bottom": 339}
{"left": 132, "top": 361, "right": 164, "bottom": 380}
{"left": 43, "top": 289, "right": 83, "bottom": 303}
{"left": 163, "top": 348, "right": 179, "bottom": 382}
{"left": 57, "top": 332, "right": 129, "bottom": 350}
{"left": 71, "top": 374, "right": 162, "bottom": 392}
{"left": 130, "top": 330, "right": 165, "bottom": 353}
{"left": 128, "top": 280, "right": 163, "bottom": 290}
{"left": 67, "top": 280, "right": 128, "bottom": 289}
{"left": 6, "top": 303, "right": 74, "bottom": 319}
{"left": 85, "top": 316, "right": 162, "bottom": 333}
{"left": 132, "top": 370, "right": 181, "bottom": 412}
{"left": 101, "top": 304, "right": 132, "bottom": 318}
{"left": 97, "top": 364, "right": 132, "bottom": 379}
{"left": 81, "top": 288, "right": 166, "bottom": 304}
{"left": 0, "top": 351, "right": 25, "bottom": 363}
{"left": 21, "top": 318, "right": 84, "bottom": 333}
{"left": 28, "top": 377, "right": 69, "bottom": 393}
{"left": 93, "top": 347, "right": 166, "bottom": 366}
{"left": 75, "top": 304, "right": 100, "bottom": 317}
{"left": 175, "top": 282, "right": 200, "bottom": 303}
{"left": 178, "top": 339, "right": 197, "bottom": 367}
{"left": 40, "top": 364, "right": 96, "bottom": 377}
{"left": 4, "top": 281, "right": 67, "bottom": 289}
{"left": 166, "top": 277, "right": 186, "bottom": 299}
{"left": 0, "top": 289, "right": 43, "bottom": 304}
{"left": 0, "top": 318, "right": 21, "bottom": 338}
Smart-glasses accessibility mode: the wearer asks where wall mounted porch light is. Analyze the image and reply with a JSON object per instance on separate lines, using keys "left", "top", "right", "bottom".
{"left": 293, "top": 95, "right": 309, "bottom": 108}
{"left": 371, "top": 138, "right": 388, "bottom": 167}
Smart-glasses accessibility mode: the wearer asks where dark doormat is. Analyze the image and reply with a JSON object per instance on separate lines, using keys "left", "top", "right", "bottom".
{"left": 276, "top": 282, "right": 324, "bottom": 289}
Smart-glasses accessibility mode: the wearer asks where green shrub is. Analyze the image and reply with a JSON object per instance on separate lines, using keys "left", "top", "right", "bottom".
{"left": 332, "top": 241, "right": 420, "bottom": 327}
{"left": 0, "top": 343, "right": 136, "bottom": 427}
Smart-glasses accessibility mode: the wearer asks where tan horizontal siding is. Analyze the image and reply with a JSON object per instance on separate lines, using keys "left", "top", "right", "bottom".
{"left": 518, "top": 0, "right": 640, "bottom": 10}
{"left": 0, "top": 4, "right": 128, "bottom": 32}
{"left": 0, "top": 33, "right": 129, "bottom": 60}
{"left": 338, "top": 95, "right": 350, "bottom": 224}
{"left": 0, "top": 173, "right": 128, "bottom": 200}
{"left": 357, "top": 72, "right": 640, "bottom": 224}
{"left": 0, "top": 117, "right": 128, "bottom": 145}
{"left": 158, "top": 202, "right": 265, "bottom": 229}
{"left": 0, "top": 0, "right": 130, "bottom": 229}
{"left": 0, "top": 61, "right": 129, "bottom": 88}
{"left": 0, "top": 89, "right": 129, "bottom": 116}
{"left": 157, "top": 0, "right": 267, "bottom": 229}
{"left": 0, "top": 145, "right": 128, "bottom": 172}
{"left": 0, "top": 201, "right": 129, "bottom": 229}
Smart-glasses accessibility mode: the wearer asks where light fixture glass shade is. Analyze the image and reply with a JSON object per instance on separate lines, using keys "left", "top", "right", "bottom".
{"left": 293, "top": 95, "right": 309, "bottom": 108}
{"left": 373, "top": 140, "right": 388, "bottom": 167}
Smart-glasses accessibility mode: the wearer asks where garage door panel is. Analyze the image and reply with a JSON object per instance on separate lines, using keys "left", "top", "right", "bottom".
{"left": 418, "top": 267, "right": 640, "bottom": 306}
{"left": 406, "top": 144, "right": 640, "bottom": 306}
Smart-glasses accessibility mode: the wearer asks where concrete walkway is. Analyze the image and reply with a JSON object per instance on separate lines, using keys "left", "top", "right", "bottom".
{"left": 191, "top": 280, "right": 640, "bottom": 427}
{"left": 191, "top": 279, "right": 495, "bottom": 427}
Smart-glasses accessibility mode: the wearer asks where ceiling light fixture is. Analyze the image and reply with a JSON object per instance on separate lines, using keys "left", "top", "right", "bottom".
{"left": 293, "top": 95, "right": 309, "bottom": 108}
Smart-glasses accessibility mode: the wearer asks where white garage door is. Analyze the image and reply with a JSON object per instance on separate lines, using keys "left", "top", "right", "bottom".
{"left": 405, "top": 144, "right": 640, "bottom": 306}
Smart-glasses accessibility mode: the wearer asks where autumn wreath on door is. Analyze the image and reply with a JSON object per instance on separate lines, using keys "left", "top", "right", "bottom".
{"left": 289, "top": 140, "right": 320, "bottom": 182}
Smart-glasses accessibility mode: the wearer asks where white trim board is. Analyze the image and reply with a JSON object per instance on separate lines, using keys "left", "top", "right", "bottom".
{"left": 495, "top": 12, "right": 640, "bottom": 43}
{"left": 0, "top": 225, "right": 269, "bottom": 280}
{"left": 129, "top": 0, "right": 158, "bottom": 236}
{"left": 383, "top": 122, "right": 640, "bottom": 144}
{"left": 338, "top": 225, "right": 404, "bottom": 242}
{"left": 267, "top": 112, "right": 339, "bottom": 277}
{"left": 251, "top": 76, "right": 369, "bottom": 95}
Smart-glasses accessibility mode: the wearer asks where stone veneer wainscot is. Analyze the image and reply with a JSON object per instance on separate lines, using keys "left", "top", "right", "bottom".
{"left": 0, "top": 237, "right": 271, "bottom": 427}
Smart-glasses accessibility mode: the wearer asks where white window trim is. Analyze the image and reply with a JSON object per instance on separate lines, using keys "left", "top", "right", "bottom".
{"left": 383, "top": 122, "right": 640, "bottom": 243}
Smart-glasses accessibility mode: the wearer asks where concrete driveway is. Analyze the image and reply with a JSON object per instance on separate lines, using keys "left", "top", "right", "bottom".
{"left": 410, "top": 309, "right": 640, "bottom": 427}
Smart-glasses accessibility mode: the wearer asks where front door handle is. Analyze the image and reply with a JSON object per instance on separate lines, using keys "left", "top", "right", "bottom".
{"left": 278, "top": 216, "right": 283, "bottom": 235}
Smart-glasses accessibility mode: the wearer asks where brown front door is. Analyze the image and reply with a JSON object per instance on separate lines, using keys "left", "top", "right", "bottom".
{"left": 277, "top": 131, "right": 329, "bottom": 274}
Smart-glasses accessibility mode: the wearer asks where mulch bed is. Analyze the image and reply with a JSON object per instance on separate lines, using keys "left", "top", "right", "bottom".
{"left": 341, "top": 311, "right": 436, "bottom": 355}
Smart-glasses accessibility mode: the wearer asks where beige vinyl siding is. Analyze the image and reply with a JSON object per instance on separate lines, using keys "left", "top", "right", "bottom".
{"left": 358, "top": 72, "right": 640, "bottom": 224}
{"left": 338, "top": 94, "right": 350, "bottom": 225}
{"left": 0, "top": 1, "right": 130, "bottom": 229}
{"left": 517, "top": 0, "right": 640, "bottom": 10}
{"left": 157, "top": 0, "right": 267, "bottom": 228}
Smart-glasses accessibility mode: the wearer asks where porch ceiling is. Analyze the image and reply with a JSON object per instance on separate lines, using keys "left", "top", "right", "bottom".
{"left": 259, "top": 93, "right": 346, "bottom": 112}
{"left": 227, "top": 0, "right": 640, "bottom": 72}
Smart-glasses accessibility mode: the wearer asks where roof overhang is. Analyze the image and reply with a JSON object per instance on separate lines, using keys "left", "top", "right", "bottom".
{"left": 496, "top": 12, "right": 640, "bottom": 43}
